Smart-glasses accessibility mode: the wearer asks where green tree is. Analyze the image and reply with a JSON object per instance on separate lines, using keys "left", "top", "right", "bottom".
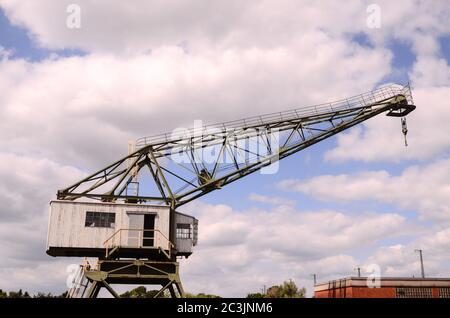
{"left": 7, "top": 289, "right": 31, "bottom": 298}
{"left": 185, "top": 292, "right": 221, "bottom": 298}
{"left": 33, "top": 292, "right": 66, "bottom": 298}
{"left": 120, "top": 286, "right": 167, "bottom": 298}
{"left": 264, "top": 280, "right": 306, "bottom": 298}
{"left": 0, "top": 289, "right": 66, "bottom": 298}
{"left": 120, "top": 288, "right": 221, "bottom": 298}
{"left": 246, "top": 292, "right": 265, "bottom": 298}
{"left": 266, "top": 285, "right": 281, "bottom": 298}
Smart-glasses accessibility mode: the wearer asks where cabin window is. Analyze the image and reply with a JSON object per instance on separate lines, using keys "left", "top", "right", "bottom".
{"left": 176, "top": 223, "right": 192, "bottom": 239}
{"left": 85, "top": 212, "right": 115, "bottom": 228}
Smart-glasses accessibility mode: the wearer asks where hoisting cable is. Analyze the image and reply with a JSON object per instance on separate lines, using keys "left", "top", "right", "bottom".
{"left": 401, "top": 117, "right": 408, "bottom": 147}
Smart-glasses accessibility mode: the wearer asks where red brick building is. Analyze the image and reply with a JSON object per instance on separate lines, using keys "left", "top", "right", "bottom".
{"left": 314, "top": 277, "right": 450, "bottom": 298}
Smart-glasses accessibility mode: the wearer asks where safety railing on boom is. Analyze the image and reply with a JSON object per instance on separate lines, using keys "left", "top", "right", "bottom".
{"left": 55, "top": 82, "right": 415, "bottom": 207}
{"left": 135, "top": 83, "right": 413, "bottom": 149}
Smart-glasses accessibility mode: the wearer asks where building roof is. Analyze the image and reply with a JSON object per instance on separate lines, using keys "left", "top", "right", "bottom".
{"left": 314, "top": 277, "right": 450, "bottom": 292}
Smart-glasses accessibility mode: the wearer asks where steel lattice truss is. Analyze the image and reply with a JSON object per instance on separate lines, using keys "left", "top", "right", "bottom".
{"left": 57, "top": 84, "right": 415, "bottom": 208}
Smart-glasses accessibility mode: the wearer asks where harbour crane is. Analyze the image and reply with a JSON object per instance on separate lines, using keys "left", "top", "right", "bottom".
{"left": 50, "top": 83, "right": 415, "bottom": 298}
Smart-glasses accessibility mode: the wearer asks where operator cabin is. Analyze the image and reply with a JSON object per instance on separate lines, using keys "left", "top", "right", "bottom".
{"left": 46, "top": 200, "right": 198, "bottom": 258}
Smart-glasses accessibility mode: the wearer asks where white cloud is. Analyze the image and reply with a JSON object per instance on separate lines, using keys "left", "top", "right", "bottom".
{"left": 366, "top": 1, "right": 450, "bottom": 47}
{"left": 0, "top": 259, "right": 77, "bottom": 295}
{"left": 365, "top": 225, "right": 450, "bottom": 278}
{"left": 1, "top": 0, "right": 449, "bottom": 55}
{"left": 0, "top": 154, "right": 86, "bottom": 295}
{"left": 0, "top": 42, "right": 391, "bottom": 168}
{"left": 411, "top": 56, "right": 450, "bottom": 88}
{"left": 325, "top": 57, "right": 450, "bottom": 162}
{"left": 325, "top": 86, "right": 450, "bottom": 162}
{"left": 0, "top": 45, "right": 12, "bottom": 60}
{"left": 0, "top": 153, "right": 85, "bottom": 221}
{"left": 278, "top": 158, "right": 450, "bottom": 222}
{"left": 248, "top": 193, "right": 295, "bottom": 206}
{"left": 0, "top": 1, "right": 368, "bottom": 53}
{"left": 1, "top": 1, "right": 448, "bottom": 167}
{"left": 179, "top": 201, "right": 406, "bottom": 296}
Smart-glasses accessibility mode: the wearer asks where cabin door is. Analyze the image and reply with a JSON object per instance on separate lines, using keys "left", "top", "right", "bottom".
{"left": 127, "top": 214, "right": 144, "bottom": 247}
{"left": 143, "top": 214, "right": 155, "bottom": 247}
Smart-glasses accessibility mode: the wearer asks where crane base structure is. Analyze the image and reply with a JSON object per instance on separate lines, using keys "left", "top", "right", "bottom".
{"left": 67, "top": 258, "right": 185, "bottom": 298}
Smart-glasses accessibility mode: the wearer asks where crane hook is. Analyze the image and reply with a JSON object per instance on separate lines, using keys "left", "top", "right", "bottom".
{"left": 401, "top": 117, "right": 408, "bottom": 147}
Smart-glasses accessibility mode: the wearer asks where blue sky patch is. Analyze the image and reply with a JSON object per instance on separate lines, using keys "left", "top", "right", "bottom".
{"left": 0, "top": 8, "right": 85, "bottom": 61}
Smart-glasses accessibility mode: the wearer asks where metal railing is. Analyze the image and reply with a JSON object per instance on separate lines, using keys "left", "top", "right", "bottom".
{"left": 135, "top": 83, "right": 413, "bottom": 148}
{"left": 66, "top": 259, "right": 96, "bottom": 298}
{"left": 103, "top": 228, "right": 174, "bottom": 257}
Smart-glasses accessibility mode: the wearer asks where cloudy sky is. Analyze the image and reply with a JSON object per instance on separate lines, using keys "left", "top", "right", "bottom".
{"left": 0, "top": 0, "right": 449, "bottom": 297}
